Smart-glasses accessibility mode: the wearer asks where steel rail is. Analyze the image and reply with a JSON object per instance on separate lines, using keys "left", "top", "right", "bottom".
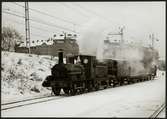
{"left": 1, "top": 94, "right": 53, "bottom": 105}
{"left": 1, "top": 96, "right": 65, "bottom": 111}
{"left": 149, "top": 103, "right": 165, "bottom": 118}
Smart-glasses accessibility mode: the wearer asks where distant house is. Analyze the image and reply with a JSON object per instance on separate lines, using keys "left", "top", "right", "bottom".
{"left": 15, "top": 34, "right": 79, "bottom": 57}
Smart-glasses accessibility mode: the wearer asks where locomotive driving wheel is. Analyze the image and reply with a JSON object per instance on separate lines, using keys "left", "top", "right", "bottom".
{"left": 52, "top": 87, "right": 61, "bottom": 96}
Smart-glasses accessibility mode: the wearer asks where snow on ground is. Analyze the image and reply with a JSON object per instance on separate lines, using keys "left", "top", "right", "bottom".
{"left": 2, "top": 70, "right": 165, "bottom": 118}
{"left": 1, "top": 51, "right": 58, "bottom": 103}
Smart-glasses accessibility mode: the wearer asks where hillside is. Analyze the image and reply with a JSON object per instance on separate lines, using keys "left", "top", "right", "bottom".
{"left": 1, "top": 51, "right": 58, "bottom": 103}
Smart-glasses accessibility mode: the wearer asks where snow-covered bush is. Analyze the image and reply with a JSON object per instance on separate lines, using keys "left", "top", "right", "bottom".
{"left": 1, "top": 26, "right": 23, "bottom": 51}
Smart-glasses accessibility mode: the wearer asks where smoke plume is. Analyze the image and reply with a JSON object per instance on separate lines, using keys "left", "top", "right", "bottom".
{"left": 78, "top": 18, "right": 111, "bottom": 59}
{"left": 77, "top": 18, "right": 158, "bottom": 76}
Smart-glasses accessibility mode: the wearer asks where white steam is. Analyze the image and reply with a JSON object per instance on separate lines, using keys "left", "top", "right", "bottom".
{"left": 78, "top": 18, "right": 112, "bottom": 59}
{"left": 77, "top": 18, "right": 158, "bottom": 76}
{"left": 103, "top": 43, "right": 144, "bottom": 61}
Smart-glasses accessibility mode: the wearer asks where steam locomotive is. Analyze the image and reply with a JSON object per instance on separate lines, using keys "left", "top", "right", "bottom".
{"left": 42, "top": 47, "right": 158, "bottom": 96}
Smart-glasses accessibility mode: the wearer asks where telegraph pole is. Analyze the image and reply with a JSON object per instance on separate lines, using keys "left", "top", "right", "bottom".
{"left": 25, "top": 2, "right": 31, "bottom": 54}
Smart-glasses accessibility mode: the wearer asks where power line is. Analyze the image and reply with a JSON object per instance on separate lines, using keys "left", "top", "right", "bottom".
{"left": 12, "top": 2, "right": 81, "bottom": 27}
{"left": 73, "top": 3, "right": 122, "bottom": 27}
{"left": 2, "top": 9, "right": 61, "bottom": 33}
{"left": 2, "top": 5, "right": 24, "bottom": 15}
{"left": 2, "top": 23, "right": 49, "bottom": 40}
{"left": 3, "top": 16, "right": 54, "bottom": 39}
{"left": 60, "top": 3, "right": 90, "bottom": 19}
{"left": 2, "top": 12, "right": 79, "bottom": 40}
{"left": 2, "top": 10, "right": 25, "bottom": 18}
{"left": 29, "top": 18, "right": 76, "bottom": 33}
{"left": 2, "top": 10, "right": 79, "bottom": 33}
{"left": 3, "top": 14, "right": 57, "bottom": 33}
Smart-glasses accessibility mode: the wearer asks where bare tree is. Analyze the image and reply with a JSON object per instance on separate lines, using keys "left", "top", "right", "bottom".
{"left": 2, "top": 26, "right": 23, "bottom": 51}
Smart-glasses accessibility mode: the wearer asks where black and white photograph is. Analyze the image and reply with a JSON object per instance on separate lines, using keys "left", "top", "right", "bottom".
{"left": 1, "top": 1, "right": 166, "bottom": 118}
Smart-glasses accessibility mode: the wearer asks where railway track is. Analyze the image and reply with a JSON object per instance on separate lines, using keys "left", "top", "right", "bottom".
{"left": 1, "top": 94, "right": 53, "bottom": 105}
{"left": 1, "top": 94, "right": 65, "bottom": 111}
{"left": 149, "top": 103, "right": 166, "bottom": 118}
{"left": 1, "top": 79, "right": 160, "bottom": 112}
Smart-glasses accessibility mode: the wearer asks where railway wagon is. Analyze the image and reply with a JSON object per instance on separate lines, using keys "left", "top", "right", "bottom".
{"left": 104, "top": 59, "right": 157, "bottom": 86}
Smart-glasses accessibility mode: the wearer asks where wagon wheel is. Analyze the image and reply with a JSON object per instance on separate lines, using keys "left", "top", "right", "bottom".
{"left": 52, "top": 87, "right": 61, "bottom": 96}
{"left": 63, "top": 88, "right": 70, "bottom": 95}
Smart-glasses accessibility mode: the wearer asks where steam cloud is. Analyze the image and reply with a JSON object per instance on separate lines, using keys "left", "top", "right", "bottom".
{"left": 77, "top": 18, "right": 158, "bottom": 76}
{"left": 104, "top": 42, "right": 158, "bottom": 76}
{"left": 78, "top": 18, "right": 111, "bottom": 59}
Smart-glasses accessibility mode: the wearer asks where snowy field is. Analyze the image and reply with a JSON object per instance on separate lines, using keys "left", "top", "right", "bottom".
{"left": 1, "top": 51, "right": 58, "bottom": 103}
{"left": 1, "top": 69, "right": 165, "bottom": 118}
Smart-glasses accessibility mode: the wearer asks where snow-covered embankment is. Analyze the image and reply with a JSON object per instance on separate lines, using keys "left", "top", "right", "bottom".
{"left": 1, "top": 51, "right": 57, "bottom": 103}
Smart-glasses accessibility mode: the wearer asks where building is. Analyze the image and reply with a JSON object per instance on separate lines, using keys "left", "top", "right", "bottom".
{"left": 15, "top": 33, "right": 79, "bottom": 57}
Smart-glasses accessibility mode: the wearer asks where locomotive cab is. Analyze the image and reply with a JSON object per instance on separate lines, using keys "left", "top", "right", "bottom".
{"left": 67, "top": 55, "right": 96, "bottom": 79}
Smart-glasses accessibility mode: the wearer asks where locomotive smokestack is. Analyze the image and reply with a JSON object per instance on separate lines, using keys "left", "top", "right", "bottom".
{"left": 58, "top": 49, "right": 63, "bottom": 64}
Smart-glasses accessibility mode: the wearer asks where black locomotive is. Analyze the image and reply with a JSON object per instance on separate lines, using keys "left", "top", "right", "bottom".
{"left": 42, "top": 49, "right": 158, "bottom": 96}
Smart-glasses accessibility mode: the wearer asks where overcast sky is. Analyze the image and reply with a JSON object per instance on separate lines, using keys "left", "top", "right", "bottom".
{"left": 2, "top": 2, "right": 166, "bottom": 60}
